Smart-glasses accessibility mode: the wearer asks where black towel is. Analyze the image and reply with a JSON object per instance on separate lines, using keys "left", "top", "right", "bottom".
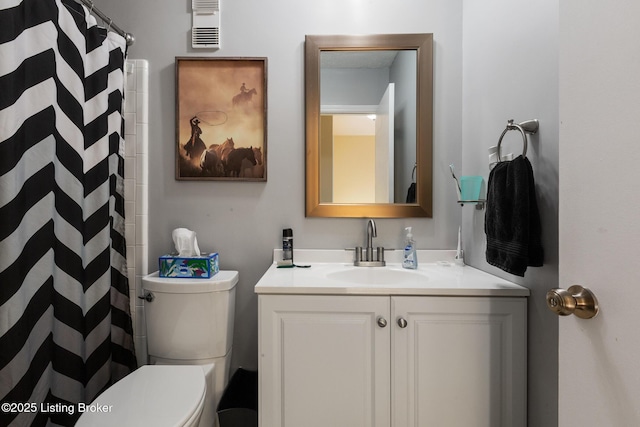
{"left": 406, "top": 182, "right": 416, "bottom": 203}
{"left": 485, "top": 155, "right": 543, "bottom": 276}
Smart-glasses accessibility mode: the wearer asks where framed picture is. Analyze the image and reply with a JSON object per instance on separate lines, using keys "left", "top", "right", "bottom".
{"left": 175, "top": 57, "right": 267, "bottom": 181}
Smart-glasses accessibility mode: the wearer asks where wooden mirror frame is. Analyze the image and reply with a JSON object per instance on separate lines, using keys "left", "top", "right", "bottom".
{"left": 305, "top": 33, "right": 433, "bottom": 218}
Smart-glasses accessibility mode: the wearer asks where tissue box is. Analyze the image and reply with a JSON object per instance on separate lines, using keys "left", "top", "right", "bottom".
{"left": 159, "top": 252, "right": 219, "bottom": 278}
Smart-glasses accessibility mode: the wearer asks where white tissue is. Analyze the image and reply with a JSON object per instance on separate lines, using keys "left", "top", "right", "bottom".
{"left": 172, "top": 228, "right": 201, "bottom": 257}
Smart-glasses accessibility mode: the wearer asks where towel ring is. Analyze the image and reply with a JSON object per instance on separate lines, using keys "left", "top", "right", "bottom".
{"left": 497, "top": 119, "right": 539, "bottom": 161}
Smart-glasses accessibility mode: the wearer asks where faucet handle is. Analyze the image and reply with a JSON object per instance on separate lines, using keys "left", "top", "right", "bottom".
{"left": 376, "top": 247, "right": 385, "bottom": 263}
{"left": 354, "top": 247, "right": 362, "bottom": 263}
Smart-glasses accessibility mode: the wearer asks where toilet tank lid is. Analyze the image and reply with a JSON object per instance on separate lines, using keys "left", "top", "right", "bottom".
{"left": 143, "top": 271, "right": 238, "bottom": 293}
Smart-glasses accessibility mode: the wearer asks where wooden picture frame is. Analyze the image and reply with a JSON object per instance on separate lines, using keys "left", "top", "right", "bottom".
{"left": 175, "top": 57, "right": 267, "bottom": 181}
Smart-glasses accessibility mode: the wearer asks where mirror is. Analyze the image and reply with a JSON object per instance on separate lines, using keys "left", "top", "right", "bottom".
{"left": 305, "top": 34, "right": 433, "bottom": 218}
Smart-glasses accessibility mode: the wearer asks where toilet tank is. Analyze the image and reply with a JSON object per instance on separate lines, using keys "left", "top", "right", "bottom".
{"left": 142, "top": 271, "right": 238, "bottom": 362}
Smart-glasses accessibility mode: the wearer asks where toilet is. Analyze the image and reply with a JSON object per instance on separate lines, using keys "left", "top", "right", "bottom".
{"left": 77, "top": 270, "right": 238, "bottom": 427}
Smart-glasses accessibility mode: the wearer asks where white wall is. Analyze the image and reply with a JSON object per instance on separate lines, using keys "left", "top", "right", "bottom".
{"left": 461, "top": 1, "right": 559, "bottom": 426}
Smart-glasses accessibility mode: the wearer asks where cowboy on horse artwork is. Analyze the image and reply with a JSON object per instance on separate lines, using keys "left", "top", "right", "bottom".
{"left": 176, "top": 58, "right": 266, "bottom": 180}
{"left": 183, "top": 116, "right": 206, "bottom": 160}
{"left": 232, "top": 83, "right": 257, "bottom": 107}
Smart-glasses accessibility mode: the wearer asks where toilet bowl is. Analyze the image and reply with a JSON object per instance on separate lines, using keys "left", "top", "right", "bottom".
{"left": 78, "top": 270, "right": 238, "bottom": 427}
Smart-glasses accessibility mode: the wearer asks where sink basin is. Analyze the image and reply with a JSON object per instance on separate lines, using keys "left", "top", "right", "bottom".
{"left": 326, "top": 267, "right": 428, "bottom": 285}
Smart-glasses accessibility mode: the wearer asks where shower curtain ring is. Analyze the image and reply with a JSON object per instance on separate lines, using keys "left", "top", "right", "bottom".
{"left": 107, "top": 18, "right": 113, "bottom": 31}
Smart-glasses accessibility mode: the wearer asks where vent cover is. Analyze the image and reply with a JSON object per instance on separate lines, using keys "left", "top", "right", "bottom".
{"left": 193, "top": 0, "right": 219, "bottom": 11}
{"left": 192, "top": 27, "right": 220, "bottom": 48}
{"left": 192, "top": 0, "right": 220, "bottom": 48}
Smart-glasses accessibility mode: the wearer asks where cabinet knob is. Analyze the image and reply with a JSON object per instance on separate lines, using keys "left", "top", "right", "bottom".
{"left": 546, "top": 285, "right": 599, "bottom": 319}
{"left": 397, "top": 317, "right": 408, "bottom": 328}
{"left": 376, "top": 316, "right": 387, "bottom": 328}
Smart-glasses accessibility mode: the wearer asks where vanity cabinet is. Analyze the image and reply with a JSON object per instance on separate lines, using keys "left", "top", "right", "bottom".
{"left": 258, "top": 294, "right": 526, "bottom": 427}
{"left": 391, "top": 296, "right": 526, "bottom": 427}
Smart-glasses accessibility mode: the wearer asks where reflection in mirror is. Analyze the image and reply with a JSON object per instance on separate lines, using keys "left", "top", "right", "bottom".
{"left": 320, "top": 49, "right": 417, "bottom": 204}
{"left": 305, "top": 34, "right": 433, "bottom": 218}
{"left": 321, "top": 114, "right": 381, "bottom": 203}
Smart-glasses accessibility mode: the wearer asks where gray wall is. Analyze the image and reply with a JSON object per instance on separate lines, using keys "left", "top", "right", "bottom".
{"left": 94, "top": 0, "right": 463, "bottom": 369}
{"left": 391, "top": 51, "right": 418, "bottom": 202}
{"left": 93, "top": 1, "right": 557, "bottom": 426}
{"left": 321, "top": 67, "right": 389, "bottom": 106}
{"left": 461, "top": 0, "right": 559, "bottom": 426}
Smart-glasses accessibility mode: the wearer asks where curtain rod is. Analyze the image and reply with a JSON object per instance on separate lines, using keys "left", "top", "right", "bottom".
{"left": 75, "top": 0, "right": 135, "bottom": 46}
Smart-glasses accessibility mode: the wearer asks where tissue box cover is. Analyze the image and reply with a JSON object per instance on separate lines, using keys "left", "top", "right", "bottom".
{"left": 159, "top": 253, "right": 219, "bottom": 278}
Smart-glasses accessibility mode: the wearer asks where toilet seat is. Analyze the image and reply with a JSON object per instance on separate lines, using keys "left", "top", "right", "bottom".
{"left": 76, "top": 365, "right": 206, "bottom": 427}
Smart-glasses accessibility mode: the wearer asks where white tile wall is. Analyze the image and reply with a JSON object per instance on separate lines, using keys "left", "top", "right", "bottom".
{"left": 123, "top": 59, "right": 149, "bottom": 367}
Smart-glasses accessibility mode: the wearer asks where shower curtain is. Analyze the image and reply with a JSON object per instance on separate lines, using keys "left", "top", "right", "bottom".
{"left": 0, "top": 1, "right": 136, "bottom": 425}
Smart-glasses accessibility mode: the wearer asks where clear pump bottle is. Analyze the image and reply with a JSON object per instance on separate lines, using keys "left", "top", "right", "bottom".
{"left": 402, "top": 227, "right": 418, "bottom": 269}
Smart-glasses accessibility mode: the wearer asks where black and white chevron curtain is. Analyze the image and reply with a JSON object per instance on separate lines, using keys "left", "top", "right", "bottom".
{"left": 0, "top": 1, "right": 137, "bottom": 425}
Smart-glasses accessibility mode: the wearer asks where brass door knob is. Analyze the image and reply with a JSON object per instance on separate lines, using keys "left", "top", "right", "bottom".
{"left": 546, "top": 285, "right": 599, "bottom": 319}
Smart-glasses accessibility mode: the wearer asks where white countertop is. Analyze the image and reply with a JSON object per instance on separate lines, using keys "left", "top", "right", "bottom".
{"left": 254, "top": 250, "right": 530, "bottom": 297}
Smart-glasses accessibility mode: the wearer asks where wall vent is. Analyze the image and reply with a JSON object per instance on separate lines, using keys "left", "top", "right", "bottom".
{"left": 192, "top": 27, "right": 220, "bottom": 47}
{"left": 192, "top": 0, "right": 220, "bottom": 48}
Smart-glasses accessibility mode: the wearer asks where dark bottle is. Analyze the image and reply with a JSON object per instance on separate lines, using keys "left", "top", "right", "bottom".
{"left": 283, "top": 228, "right": 293, "bottom": 262}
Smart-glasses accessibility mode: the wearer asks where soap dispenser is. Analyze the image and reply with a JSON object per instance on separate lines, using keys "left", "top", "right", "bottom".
{"left": 402, "top": 227, "right": 418, "bottom": 269}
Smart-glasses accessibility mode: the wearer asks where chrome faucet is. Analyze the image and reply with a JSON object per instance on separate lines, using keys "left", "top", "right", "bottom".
{"left": 366, "top": 219, "right": 376, "bottom": 261}
{"left": 354, "top": 219, "right": 386, "bottom": 267}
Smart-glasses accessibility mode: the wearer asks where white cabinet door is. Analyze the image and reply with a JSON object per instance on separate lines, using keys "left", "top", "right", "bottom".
{"left": 391, "top": 297, "right": 527, "bottom": 427}
{"left": 259, "top": 295, "right": 390, "bottom": 427}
